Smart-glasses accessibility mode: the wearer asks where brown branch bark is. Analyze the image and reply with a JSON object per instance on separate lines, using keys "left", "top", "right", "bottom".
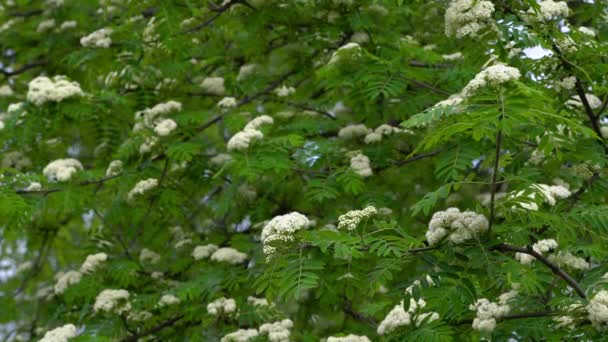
{"left": 121, "top": 315, "right": 185, "bottom": 342}
{"left": 493, "top": 243, "right": 587, "bottom": 299}
{"left": 1, "top": 60, "right": 46, "bottom": 77}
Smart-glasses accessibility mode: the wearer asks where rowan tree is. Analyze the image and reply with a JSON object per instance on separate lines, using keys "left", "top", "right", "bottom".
{"left": 2, "top": 0, "right": 608, "bottom": 341}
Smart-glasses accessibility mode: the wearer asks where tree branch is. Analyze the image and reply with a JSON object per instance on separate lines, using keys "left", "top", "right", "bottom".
{"left": 1, "top": 60, "right": 46, "bottom": 77}
{"left": 395, "top": 150, "right": 442, "bottom": 166}
{"left": 195, "top": 70, "right": 296, "bottom": 132}
{"left": 121, "top": 315, "right": 185, "bottom": 342}
{"left": 409, "top": 60, "right": 452, "bottom": 69}
{"left": 488, "top": 91, "right": 505, "bottom": 235}
{"left": 493, "top": 243, "right": 587, "bottom": 299}
{"left": 15, "top": 173, "right": 124, "bottom": 195}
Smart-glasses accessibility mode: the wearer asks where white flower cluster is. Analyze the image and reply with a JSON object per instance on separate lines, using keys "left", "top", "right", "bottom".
{"left": 54, "top": 271, "right": 82, "bottom": 294}
{"left": 244, "top": 115, "right": 274, "bottom": 131}
{"left": 81, "top": 28, "right": 112, "bottom": 48}
{"left": 350, "top": 153, "right": 372, "bottom": 177}
{"left": 337, "top": 206, "right": 377, "bottom": 230}
{"left": 158, "top": 294, "right": 180, "bottom": 306}
{"left": 0, "top": 84, "right": 13, "bottom": 97}
{"left": 247, "top": 296, "right": 270, "bottom": 307}
{"left": 128, "top": 310, "right": 153, "bottom": 322}
{"left": 338, "top": 124, "right": 371, "bottom": 139}
{"left": 59, "top": 21, "right": 77, "bottom": 31}
{"left": 227, "top": 130, "right": 263, "bottom": 151}
{"left": 201, "top": 77, "right": 226, "bottom": 95}
{"left": 462, "top": 64, "right": 521, "bottom": 96}
{"left": 261, "top": 212, "right": 311, "bottom": 259}
{"left": 510, "top": 183, "right": 571, "bottom": 211}
{"left": 426, "top": 208, "right": 489, "bottom": 245}
{"left": 534, "top": 0, "right": 569, "bottom": 21}
{"left": 351, "top": 31, "right": 370, "bottom": 44}
{"left": 566, "top": 93, "right": 602, "bottom": 110}
{"left": 93, "top": 289, "right": 131, "bottom": 314}
{"left": 554, "top": 76, "right": 576, "bottom": 91}
{"left": 275, "top": 85, "right": 296, "bottom": 97}
{"left": 237, "top": 64, "right": 258, "bottom": 82}
{"left": 377, "top": 298, "right": 436, "bottom": 335}
{"left": 218, "top": 97, "right": 238, "bottom": 108}
{"left": 470, "top": 298, "right": 510, "bottom": 332}
{"left": 127, "top": 178, "right": 158, "bottom": 201}
{"left": 210, "top": 247, "right": 248, "bottom": 264}
{"left": 192, "top": 244, "right": 219, "bottom": 260}
{"left": 27, "top": 76, "right": 84, "bottom": 106}
{"left": 329, "top": 42, "right": 361, "bottom": 64}
{"left": 210, "top": 153, "right": 234, "bottom": 166}
{"left": 588, "top": 290, "right": 608, "bottom": 330}
{"left": 39, "top": 324, "right": 78, "bottom": 342}
{"left": 2, "top": 151, "right": 32, "bottom": 170}
{"left": 579, "top": 26, "right": 595, "bottom": 37}
{"left": 139, "top": 248, "right": 161, "bottom": 264}
{"left": 259, "top": 319, "right": 293, "bottom": 342}
{"left": 221, "top": 329, "right": 259, "bottom": 342}
{"left": 444, "top": 0, "right": 495, "bottom": 38}
{"left": 442, "top": 52, "right": 463, "bottom": 61}
{"left": 43, "top": 158, "right": 83, "bottom": 182}
{"left": 327, "top": 335, "right": 371, "bottom": 342}
{"left": 80, "top": 252, "right": 108, "bottom": 274}
{"left": 105, "top": 160, "right": 123, "bottom": 177}
{"left": 227, "top": 115, "right": 273, "bottom": 151}
{"left": 207, "top": 297, "right": 238, "bottom": 316}
{"left": 514, "top": 239, "right": 558, "bottom": 264}
{"left": 552, "top": 303, "right": 582, "bottom": 329}
{"left": 37, "top": 19, "right": 55, "bottom": 32}
{"left": 133, "top": 100, "right": 182, "bottom": 137}
{"left": 547, "top": 251, "right": 590, "bottom": 270}
{"left": 154, "top": 118, "right": 178, "bottom": 136}
{"left": 364, "top": 124, "right": 407, "bottom": 144}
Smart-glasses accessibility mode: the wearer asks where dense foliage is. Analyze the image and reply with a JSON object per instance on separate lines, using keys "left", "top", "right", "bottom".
{"left": 2, "top": 0, "right": 608, "bottom": 341}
